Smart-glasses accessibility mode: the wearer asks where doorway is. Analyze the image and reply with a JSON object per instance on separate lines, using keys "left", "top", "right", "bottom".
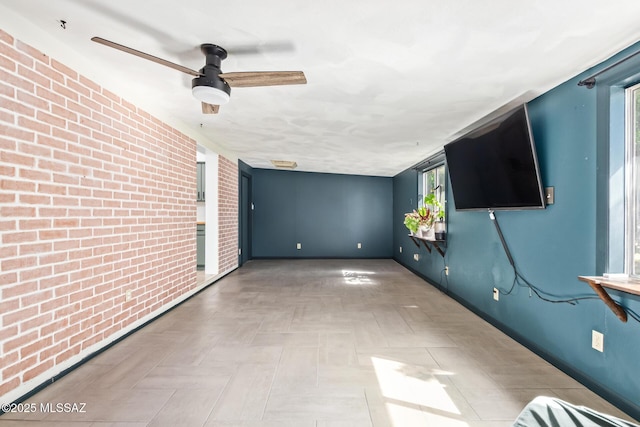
{"left": 240, "top": 172, "right": 252, "bottom": 265}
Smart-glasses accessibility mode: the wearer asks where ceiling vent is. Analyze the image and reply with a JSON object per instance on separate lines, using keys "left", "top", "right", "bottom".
{"left": 271, "top": 160, "right": 298, "bottom": 169}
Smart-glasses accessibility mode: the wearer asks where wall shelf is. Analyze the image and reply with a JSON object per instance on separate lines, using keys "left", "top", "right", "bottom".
{"left": 578, "top": 275, "right": 640, "bottom": 322}
{"left": 408, "top": 234, "right": 446, "bottom": 257}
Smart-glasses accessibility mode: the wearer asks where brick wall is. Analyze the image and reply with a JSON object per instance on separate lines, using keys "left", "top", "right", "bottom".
{"left": 218, "top": 155, "right": 238, "bottom": 274}
{"left": 0, "top": 30, "right": 199, "bottom": 401}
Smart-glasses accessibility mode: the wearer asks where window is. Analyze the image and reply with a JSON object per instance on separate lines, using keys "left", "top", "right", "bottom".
{"left": 625, "top": 83, "right": 640, "bottom": 276}
{"left": 422, "top": 163, "right": 446, "bottom": 209}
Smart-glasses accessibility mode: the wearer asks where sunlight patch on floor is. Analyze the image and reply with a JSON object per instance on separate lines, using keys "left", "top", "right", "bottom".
{"left": 342, "top": 269, "right": 376, "bottom": 285}
{"left": 372, "top": 356, "right": 470, "bottom": 427}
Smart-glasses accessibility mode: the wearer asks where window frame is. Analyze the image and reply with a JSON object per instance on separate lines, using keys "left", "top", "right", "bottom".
{"left": 421, "top": 163, "right": 446, "bottom": 209}
{"left": 624, "top": 82, "right": 640, "bottom": 277}
{"left": 416, "top": 151, "right": 447, "bottom": 225}
{"left": 594, "top": 49, "right": 640, "bottom": 276}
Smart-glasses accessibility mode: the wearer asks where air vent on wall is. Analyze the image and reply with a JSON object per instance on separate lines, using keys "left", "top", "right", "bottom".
{"left": 270, "top": 160, "right": 298, "bottom": 169}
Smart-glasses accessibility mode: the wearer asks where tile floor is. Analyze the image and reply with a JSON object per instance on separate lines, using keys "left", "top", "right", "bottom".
{"left": 1, "top": 259, "right": 637, "bottom": 426}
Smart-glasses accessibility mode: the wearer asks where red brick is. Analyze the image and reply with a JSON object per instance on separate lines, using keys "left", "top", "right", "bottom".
{"left": 51, "top": 103, "right": 78, "bottom": 122}
{"left": 19, "top": 242, "right": 52, "bottom": 256}
{"left": 40, "top": 318, "right": 68, "bottom": 337}
{"left": 3, "top": 355, "right": 37, "bottom": 380}
{"left": 51, "top": 58, "right": 78, "bottom": 80}
{"left": 2, "top": 329, "right": 36, "bottom": 354}
{"left": 19, "top": 169, "right": 51, "bottom": 181}
{"left": 18, "top": 64, "right": 50, "bottom": 89}
{"left": 1, "top": 256, "right": 37, "bottom": 271}
{"left": 37, "top": 110, "right": 66, "bottom": 129}
{"left": 16, "top": 40, "right": 49, "bottom": 64}
{"left": 18, "top": 115, "right": 51, "bottom": 134}
{"left": 55, "top": 345, "right": 81, "bottom": 364}
{"left": 1, "top": 205, "right": 37, "bottom": 217}
{"left": 37, "top": 182, "right": 67, "bottom": 195}
{"left": 0, "top": 272, "right": 18, "bottom": 286}
{"left": 0, "top": 107, "right": 14, "bottom": 123}
{"left": 17, "top": 89, "right": 49, "bottom": 110}
{"left": 19, "top": 265, "right": 52, "bottom": 281}
{"left": 39, "top": 273, "right": 68, "bottom": 289}
{"left": 68, "top": 327, "right": 92, "bottom": 347}
{"left": 0, "top": 51, "right": 15, "bottom": 71}
{"left": 40, "top": 341, "right": 67, "bottom": 363}
{"left": 0, "top": 124, "right": 35, "bottom": 142}
{"left": 20, "top": 311, "right": 53, "bottom": 333}
{"left": 0, "top": 176, "right": 35, "bottom": 192}
{"left": 19, "top": 218, "right": 51, "bottom": 230}
{"left": 0, "top": 377, "right": 21, "bottom": 398}
{"left": 23, "top": 359, "right": 54, "bottom": 382}
{"left": 0, "top": 164, "right": 15, "bottom": 176}
{"left": 36, "top": 62, "right": 64, "bottom": 83}
{"left": 39, "top": 229, "right": 67, "bottom": 240}
{"left": 51, "top": 127, "right": 78, "bottom": 143}
{"left": 0, "top": 29, "right": 14, "bottom": 44}
{"left": 2, "top": 230, "right": 37, "bottom": 244}
{"left": 0, "top": 68, "right": 34, "bottom": 92}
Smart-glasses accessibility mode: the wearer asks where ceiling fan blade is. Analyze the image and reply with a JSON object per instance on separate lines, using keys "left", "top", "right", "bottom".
{"left": 91, "top": 37, "right": 202, "bottom": 77}
{"left": 201, "top": 103, "right": 220, "bottom": 114}
{"left": 219, "top": 71, "right": 306, "bottom": 88}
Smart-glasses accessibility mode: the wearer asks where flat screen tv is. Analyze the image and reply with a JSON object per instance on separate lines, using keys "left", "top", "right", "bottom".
{"left": 443, "top": 104, "right": 545, "bottom": 211}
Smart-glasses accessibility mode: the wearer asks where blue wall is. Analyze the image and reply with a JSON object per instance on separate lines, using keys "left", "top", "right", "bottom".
{"left": 252, "top": 169, "right": 393, "bottom": 258}
{"left": 393, "top": 44, "right": 640, "bottom": 418}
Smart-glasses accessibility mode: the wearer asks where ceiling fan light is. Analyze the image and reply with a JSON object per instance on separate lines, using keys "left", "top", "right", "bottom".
{"left": 192, "top": 85, "right": 230, "bottom": 105}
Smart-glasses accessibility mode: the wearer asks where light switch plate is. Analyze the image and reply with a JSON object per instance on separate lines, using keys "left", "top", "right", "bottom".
{"left": 592, "top": 330, "right": 604, "bottom": 352}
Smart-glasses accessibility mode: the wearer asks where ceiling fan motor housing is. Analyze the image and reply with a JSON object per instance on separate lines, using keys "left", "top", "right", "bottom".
{"left": 192, "top": 66, "right": 231, "bottom": 95}
{"left": 191, "top": 45, "right": 231, "bottom": 105}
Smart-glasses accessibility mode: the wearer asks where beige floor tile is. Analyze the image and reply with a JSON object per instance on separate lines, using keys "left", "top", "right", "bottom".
{"left": 357, "top": 347, "right": 440, "bottom": 368}
{"left": 458, "top": 387, "right": 555, "bottom": 421}
{"left": 41, "top": 388, "right": 174, "bottom": 423}
{"left": 4, "top": 259, "right": 637, "bottom": 427}
{"left": 135, "top": 365, "right": 231, "bottom": 390}
{"left": 353, "top": 320, "right": 390, "bottom": 348}
{"left": 209, "top": 364, "right": 277, "bottom": 421}
{"left": 270, "top": 347, "right": 319, "bottom": 390}
{"left": 202, "top": 346, "right": 283, "bottom": 365}
{"left": 316, "top": 420, "right": 373, "bottom": 427}
{"left": 384, "top": 330, "right": 458, "bottom": 348}
{"left": 251, "top": 332, "right": 319, "bottom": 347}
{"left": 263, "top": 387, "right": 370, "bottom": 423}
{"left": 147, "top": 388, "right": 224, "bottom": 427}
{"left": 205, "top": 422, "right": 314, "bottom": 427}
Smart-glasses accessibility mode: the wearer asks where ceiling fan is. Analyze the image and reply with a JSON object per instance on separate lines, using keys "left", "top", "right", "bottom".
{"left": 91, "top": 37, "right": 307, "bottom": 114}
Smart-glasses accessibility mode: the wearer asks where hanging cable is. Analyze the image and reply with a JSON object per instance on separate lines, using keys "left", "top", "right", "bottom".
{"left": 489, "top": 210, "right": 639, "bottom": 317}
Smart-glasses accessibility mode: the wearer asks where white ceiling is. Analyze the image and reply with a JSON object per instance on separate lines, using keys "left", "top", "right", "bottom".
{"left": 2, "top": 1, "right": 640, "bottom": 176}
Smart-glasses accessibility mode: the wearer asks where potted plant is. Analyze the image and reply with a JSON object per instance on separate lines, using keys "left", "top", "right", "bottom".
{"left": 403, "top": 211, "right": 421, "bottom": 235}
{"left": 404, "top": 204, "right": 432, "bottom": 238}
{"left": 424, "top": 193, "right": 446, "bottom": 240}
{"left": 404, "top": 192, "right": 445, "bottom": 240}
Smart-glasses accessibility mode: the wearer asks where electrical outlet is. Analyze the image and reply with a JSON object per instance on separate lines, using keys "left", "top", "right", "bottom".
{"left": 357, "top": 243, "right": 362, "bottom": 249}
{"left": 545, "top": 186, "right": 555, "bottom": 205}
{"left": 493, "top": 288, "right": 499, "bottom": 301}
{"left": 125, "top": 290, "right": 132, "bottom": 302}
{"left": 445, "top": 266, "right": 449, "bottom": 276}
{"left": 413, "top": 254, "right": 419, "bottom": 261}
{"left": 592, "top": 330, "right": 604, "bottom": 352}
{"left": 296, "top": 243, "right": 301, "bottom": 250}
